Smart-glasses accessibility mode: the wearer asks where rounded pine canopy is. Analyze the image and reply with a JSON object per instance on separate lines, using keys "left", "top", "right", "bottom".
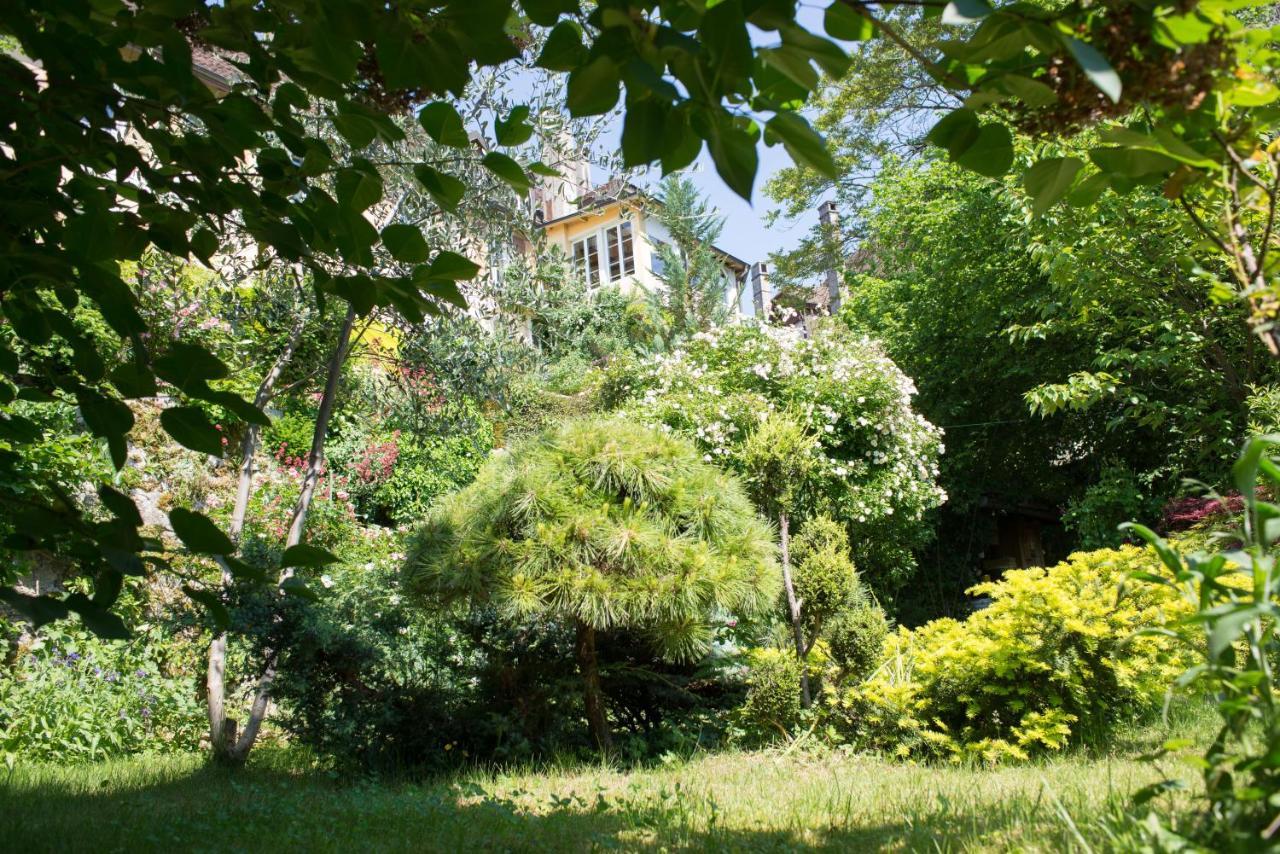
{"left": 404, "top": 417, "right": 779, "bottom": 661}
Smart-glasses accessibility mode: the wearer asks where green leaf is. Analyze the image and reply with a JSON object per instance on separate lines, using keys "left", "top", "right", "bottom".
{"left": 280, "top": 576, "right": 319, "bottom": 600}
{"left": 1061, "top": 36, "right": 1121, "bottom": 103}
{"left": 536, "top": 21, "right": 589, "bottom": 72}
{"left": 1023, "top": 156, "right": 1085, "bottom": 217}
{"left": 1089, "top": 146, "right": 1179, "bottom": 178}
{"left": 160, "top": 406, "right": 224, "bottom": 457}
{"left": 495, "top": 105, "right": 534, "bottom": 146}
{"left": 376, "top": 32, "right": 435, "bottom": 91}
{"left": 528, "top": 162, "right": 561, "bottom": 177}
{"left": 429, "top": 251, "right": 482, "bottom": 280}
{"left": 1067, "top": 171, "right": 1110, "bottom": 206}
{"left": 482, "top": 152, "right": 532, "bottom": 194}
{"left": 333, "top": 113, "right": 377, "bottom": 150}
{"left": 414, "top": 166, "right": 467, "bottom": 213}
{"left": 76, "top": 389, "right": 133, "bottom": 469}
{"left": 927, "top": 109, "right": 981, "bottom": 157}
{"left": 169, "top": 508, "right": 236, "bottom": 555}
{"left": 154, "top": 342, "right": 228, "bottom": 390}
{"left": 199, "top": 389, "right": 270, "bottom": 427}
{"left": 705, "top": 115, "right": 758, "bottom": 200}
{"left": 942, "top": 0, "right": 992, "bottom": 24}
{"left": 0, "top": 589, "right": 70, "bottom": 628}
{"left": 1208, "top": 605, "right": 1266, "bottom": 660}
{"left": 621, "top": 100, "right": 666, "bottom": 168}
{"left": 824, "top": 2, "right": 875, "bottom": 40}
{"left": 98, "top": 485, "right": 142, "bottom": 527}
{"left": 65, "top": 594, "right": 130, "bottom": 640}
{"left": 110, "top": 361, "right": 158, "bottom": 399}
{"left": 281, "top": 543, "right": 342, "bottom": 568}
{"left": 335, "top": 167, "right": 384, "bottom": 213}
{"left": 997, "top": 75, "right": 1057, "bottom": 108}
{"left": 381, "top": 224, "right": 430, "bottom": 263}
{"left": 521, "top": 0, "right": 579, "bottom": 26}
{"left": 767, "top": 112, "right": 837, "bottom": 179}
{"left": 183, "top": 584, "right": 230, "bottom": 631}
{"left": 418, "top": 102, "right": 471, "bottom": 149}
{"left": 954, "top": 124, "right": 1013, "bottom": 177}
{"left": 190, "top": 229, "right": 218, "bottom": 263}
{"left": 416, "top": 274, "right": 469, "bottom": 309}
{"left": 567, "top": 57, "right": 621, "bottom": 117}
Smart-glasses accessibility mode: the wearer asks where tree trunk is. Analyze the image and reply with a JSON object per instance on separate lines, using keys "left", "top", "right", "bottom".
{"left": 207, "top": 311, "right": 307, "bottom": 764}
{"left": 575, "top": 620, "right": 612, "bottom": 753}
{"left": 219, "top": 305, "right": 356, "bottom": 766}
{"left": 779, "top": 511, "right": 811, "bottom": 710}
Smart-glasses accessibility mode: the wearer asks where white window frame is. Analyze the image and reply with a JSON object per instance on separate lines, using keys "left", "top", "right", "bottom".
{"left": 571, "top": 233, "right": 602, "bottom": 287}
{"left": 571, "top": 219, "right": 636, "bottom": 287}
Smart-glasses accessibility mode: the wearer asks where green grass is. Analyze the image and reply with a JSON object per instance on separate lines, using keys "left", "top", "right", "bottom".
{"left": 0, "top": 707, "right": 1214, "bottom": 852}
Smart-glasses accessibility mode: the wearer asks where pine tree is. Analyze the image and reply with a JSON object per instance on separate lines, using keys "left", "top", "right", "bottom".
{"left": 404, "top": 416, "right": 778, "bottom": 751}
{"left": 651, "top": 176, "right": 733, "bottom": 341}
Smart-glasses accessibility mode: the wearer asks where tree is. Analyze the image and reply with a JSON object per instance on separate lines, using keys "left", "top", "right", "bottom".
{"left": 649, "top": 176, "right": 732, "bottom": 341}
{"left": 600, "top": 322, "right": 946, "bottom": 597}
{"left": 0, "top": 0, "right": 843, "bottom": 635}
{"left": 769, "top": 2, "right": 1280, "bottom": 353}
{"left": 404, "top": 417, "right": 778, "bottom": 751}
{"left": 739, "top": 413, "right": 819, "bottom": 708}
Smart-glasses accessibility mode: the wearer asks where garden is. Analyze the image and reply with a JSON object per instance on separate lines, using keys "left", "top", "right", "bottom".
{"left": 4, "top": 1, "right": 1280, "bottom": 851}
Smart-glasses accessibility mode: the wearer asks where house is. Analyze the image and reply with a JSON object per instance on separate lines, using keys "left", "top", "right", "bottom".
{"left": 529, "top": 161, "right": 771, "bottom": 320}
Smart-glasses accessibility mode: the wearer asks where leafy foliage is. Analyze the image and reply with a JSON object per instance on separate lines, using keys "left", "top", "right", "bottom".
{"left": 1, "top": 0, "right": 843, "bottom": 632}
{"left": 1126, "top": 436, "right": 1280, "bottom": 846}
{"left": 647, "top": 176, "right": 733, "bottom": 342}
{"left": 0, "top": 618, "right": 204, "bottom": 764}
{"left": 831, "top": 546, "right": 1193, "bottom": 762}
{"left": 791, "top": 514, "right": 864, "bottom": 650}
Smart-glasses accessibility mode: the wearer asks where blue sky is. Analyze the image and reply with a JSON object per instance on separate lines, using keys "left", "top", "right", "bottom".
{"left": 683, "top": 144, "right": 820, "bottom": 265}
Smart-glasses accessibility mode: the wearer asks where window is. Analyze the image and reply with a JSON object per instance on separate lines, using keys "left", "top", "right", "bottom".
{"left": 604, "top": 221, "right": 635, "bottom": 282}
{"left": 650, "top": 239, "right": 668, "bottom": 277}
{"left": 572, "top": 220, "right": 636, "bottom": 287}
{"left": 572, "top": 233, "right": 601, "bottom": 286}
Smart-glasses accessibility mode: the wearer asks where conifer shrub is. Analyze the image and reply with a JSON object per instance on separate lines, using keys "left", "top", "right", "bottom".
{"left": 404, "top": 416, "right": 778, "bottom": 750}
{"left": 829, "top": 546, "right": 1193, "bottom": 762}
{"left": 825, "top": 603, "right": 889, "bottom": 682}
{"left": 739, "top": 648, "right": 804, "bottom": 737}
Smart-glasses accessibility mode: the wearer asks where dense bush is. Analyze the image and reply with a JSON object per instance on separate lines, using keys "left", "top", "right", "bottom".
{"left": 739, "top": 648, "right": 804, "bottom": 738}
{"left": 234, "top": 531, "right": 499, "bottom": 771}
{"left": 251, "top": 528, "right": 745, "bottom": 768}
{"left": 830, "top": 546, "right": 1192, "bottom": 762}
{"left": 825, "top": 603, "right": 889, "bottom": 682}
{"left": 0, "top": 620, "right": 204, "bottom": 763}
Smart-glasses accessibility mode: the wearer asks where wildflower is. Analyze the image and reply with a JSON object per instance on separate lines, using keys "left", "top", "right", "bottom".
{"left": 320, "top": 574, "right": 334, "bottom": 589}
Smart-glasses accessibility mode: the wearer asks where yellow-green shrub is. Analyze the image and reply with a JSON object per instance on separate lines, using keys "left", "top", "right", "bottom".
{"left": 829, "top": 546, "right": 1193, "bottom": 762}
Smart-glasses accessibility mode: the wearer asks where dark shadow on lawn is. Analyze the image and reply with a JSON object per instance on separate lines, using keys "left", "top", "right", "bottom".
{"left": 0, "top": 759, "right": 1072, "bottom": 852}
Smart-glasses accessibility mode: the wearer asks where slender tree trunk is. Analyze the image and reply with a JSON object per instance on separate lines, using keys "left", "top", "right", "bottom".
{"left": 575, "top": 620, "right": 612, "bottom": 753}
{"left": 207, "top": 312, "right": 307, "bottom": 763}
{"left": 219, "top": 305, "right": 356, "bottom": 766}
{"left": 779, "top": 511, "right": 811, "bottom": 710}
{"left": 284, "top": 305, "right": 355, "bottom": 549}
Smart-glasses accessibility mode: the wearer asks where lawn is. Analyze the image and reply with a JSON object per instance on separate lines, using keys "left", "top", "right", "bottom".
{"left": 0, "top": 710, "right": 1210, "bottom": 852}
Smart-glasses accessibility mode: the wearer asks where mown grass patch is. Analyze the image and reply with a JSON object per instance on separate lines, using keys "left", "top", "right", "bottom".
{"left": 0, "top": 705, "right": 1213, "bottom": 852}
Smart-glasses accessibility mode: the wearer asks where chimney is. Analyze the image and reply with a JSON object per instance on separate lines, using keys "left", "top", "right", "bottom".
{"left": 818, "top": 200, "right": 841, "bottom": 313}
{"left": 531, "top": 130, "right": 592, "bottom": 221}
{"left": 750, "top": 262, "right": 771, "bottom": 318}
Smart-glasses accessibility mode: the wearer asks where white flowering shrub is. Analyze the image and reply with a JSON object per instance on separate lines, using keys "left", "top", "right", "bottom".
{"left": 599, "top": 322, "right": 946, "bottom": 590}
